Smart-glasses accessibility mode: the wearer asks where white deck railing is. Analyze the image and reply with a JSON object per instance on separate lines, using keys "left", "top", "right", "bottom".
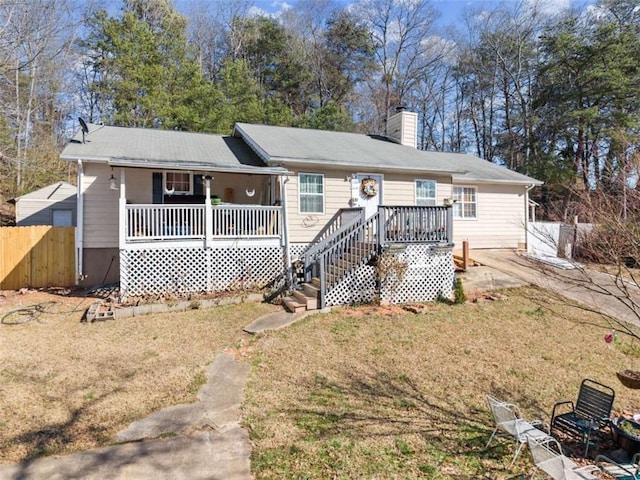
{"left": 125, "top": 204, "right": 282, "bottom": 242}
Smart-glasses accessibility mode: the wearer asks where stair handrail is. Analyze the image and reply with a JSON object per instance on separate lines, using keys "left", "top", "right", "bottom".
{"left": 302, "top": 209, "right": 365, "bottom": 278}
{"left": 304, "top": 208, "right": 364, "bottom": 254}
{"left": 318, "top": 212, "right": 379, "bottom": 309}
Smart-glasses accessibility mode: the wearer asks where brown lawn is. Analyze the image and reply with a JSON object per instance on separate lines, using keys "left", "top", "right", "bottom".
{"left": 1, "top": 286, "right": 639, "bottom": 479}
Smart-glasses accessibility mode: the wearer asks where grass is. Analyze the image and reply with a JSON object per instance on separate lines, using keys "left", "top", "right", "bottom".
{"left": 2, "top": 286, "right": 640, "bottom": 478}
{"left": 243, "top": 286, "right": 640, "bottom": 479}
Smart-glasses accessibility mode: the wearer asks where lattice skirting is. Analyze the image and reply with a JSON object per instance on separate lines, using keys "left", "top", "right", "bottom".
{"left": 120, "top": 245, "right": 286, "bottom": 299}
{"left": 290, "top": 243, "right": 310, "bottom": 260}
{"left": 325, "top": 265, "right": 377, "bottom": 306}
{"left": 325, "top": 244, "right": 454, "bottom": 306}
{"left": 381, "top": 245, "right": 454, "bottom": 304}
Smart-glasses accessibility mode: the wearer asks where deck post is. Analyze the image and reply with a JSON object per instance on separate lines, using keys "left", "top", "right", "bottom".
{"left": 377, "top": 206, "right": 385, "bottom": 249}
{"left": 446, "top": 205, "right": 453, "bottom": 245}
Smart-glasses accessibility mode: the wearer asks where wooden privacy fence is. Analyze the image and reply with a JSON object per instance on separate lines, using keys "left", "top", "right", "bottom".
{"left": 0, "top": 226, "right": 75, "bottom": 290}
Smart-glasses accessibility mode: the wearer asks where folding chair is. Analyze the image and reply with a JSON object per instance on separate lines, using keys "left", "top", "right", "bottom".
{"left": 550, "top": 379, "right": 615, "bottom": 456}
{"left": 528, "top": 436, "right": 602, "bottom": 479}
{"left": 485, "top": 395, "right": 550, "bottom": 466}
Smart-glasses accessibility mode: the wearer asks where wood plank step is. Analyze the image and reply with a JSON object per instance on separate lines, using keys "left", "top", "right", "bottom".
{"left": 293, "top": 290, "right": 318, "bottom": 310}
{"left": 302, "top": 282, "right": 320, "bottom": 299}
{"left": 282, "top": 296, "right": 306, "bottom": 313}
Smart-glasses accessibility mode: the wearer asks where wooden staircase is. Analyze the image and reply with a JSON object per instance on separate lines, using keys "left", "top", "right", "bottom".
{"left": 282, "top": 278, "right": 321, "bottom": 313}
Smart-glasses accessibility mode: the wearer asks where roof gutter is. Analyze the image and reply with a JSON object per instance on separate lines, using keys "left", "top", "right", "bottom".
{"left": 267, "top": 157, "right": 465, "bottom": 176}
{"left": 61, "top": 154, "right": 290, "bottom": 175}
{"left": 451, "top": 176, "right": 545, "bottom": 187}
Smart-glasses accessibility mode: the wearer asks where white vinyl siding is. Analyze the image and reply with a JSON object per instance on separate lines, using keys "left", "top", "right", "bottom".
{"left": 82, "top": 163, "right": 120, "bottom": 248}
{"left": 299, "top": 173, "right": 324, "bottom": 213}
{"left": 287, "top": 171, "right": 350, "bottom": 243}
{"left": 451, "top": 184, "right": 527, "bottom": 249}
{"left": 453, "top": 186, "right": 477, "bottom": 219}
{"left": 415, "top": 179, "right": 436, "bottom": 206}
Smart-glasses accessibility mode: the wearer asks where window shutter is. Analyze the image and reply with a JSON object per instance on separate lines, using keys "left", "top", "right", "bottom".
{"left": 194, "top": 174, "right": 203, "bottom": 196}
{"left": 152, "top": 172, "right": 163, "bottom": 204}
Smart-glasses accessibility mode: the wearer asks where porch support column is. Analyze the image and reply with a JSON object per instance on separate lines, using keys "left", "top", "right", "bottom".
{"left": 204, "top": 175, "right": 213, "bottom": 247}
{"left": 118, "top": 167, "right": 126, "bottom": 249}
{"left": 446, "top": 205, "right": 453, "bottom": 246}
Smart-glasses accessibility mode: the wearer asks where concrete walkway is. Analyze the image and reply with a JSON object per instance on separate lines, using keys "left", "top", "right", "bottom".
{"left": 468, "top": 249, "right": 640, "bottom": 329}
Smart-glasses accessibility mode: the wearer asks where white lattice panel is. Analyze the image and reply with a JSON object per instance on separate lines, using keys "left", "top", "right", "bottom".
{"left": 290, "top": 243, "right": 310, "bottom": 260}
{"left": 120, "top": 245, "right": 285, "bottom": 299}
{"left": 209, "top": 246, "right": 285, "bottom": 291}
{"left": 381, "top": 245, "right": 454, "bottom": 304}
{"left": 324, "top": 244, "right": 454, "bottom": 306}
{"left": 325, "top": 265, "right": 376, "bottom": 306}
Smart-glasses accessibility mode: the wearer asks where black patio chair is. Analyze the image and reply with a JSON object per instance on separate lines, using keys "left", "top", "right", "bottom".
{"left": 550, "top": 378, "right": 615, "bottom": 457}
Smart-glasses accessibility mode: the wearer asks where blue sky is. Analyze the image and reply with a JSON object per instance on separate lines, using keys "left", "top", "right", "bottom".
{"left": 250, "top": 0, "right": 571, "bottom": 17}
{"left": 247, "top": 0, "right": 592, "bottom": 26}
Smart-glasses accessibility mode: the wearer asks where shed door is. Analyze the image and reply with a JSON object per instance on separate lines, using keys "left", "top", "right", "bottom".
{"left": 355, "top": 174, "right": 382, "bottom": 219}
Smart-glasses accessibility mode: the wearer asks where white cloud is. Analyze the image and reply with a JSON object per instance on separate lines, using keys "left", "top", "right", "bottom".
{"left": 526, "top": 0, "right": 571, "bottom": 16}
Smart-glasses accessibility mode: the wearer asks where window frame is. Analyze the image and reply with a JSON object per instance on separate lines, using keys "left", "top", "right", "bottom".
{"left": 298, "top": 172, "right": 325, "bottom": 214}
{"left": 452, "top": 185, "right": 478, "bottom": 220}
{"left": 164, "top": 171, "right": 193, "bottom": 195}
{"left": 51, "top": 208, "right": 74, "bottom": 227}
{"left": 415, "top": 179, "right": 437, "bottom": 206}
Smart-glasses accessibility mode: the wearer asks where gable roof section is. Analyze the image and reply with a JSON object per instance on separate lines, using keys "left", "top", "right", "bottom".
{"left": 60, "top": 124, "right": 287, "bottom": 175}
{"left": 11, "top": 181, "right": 76, "bottom": 203}
{"left": 233, "top": 123, "right": 542, "bottom": 186}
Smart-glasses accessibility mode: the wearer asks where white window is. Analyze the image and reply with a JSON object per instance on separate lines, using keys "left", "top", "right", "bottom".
{"left": 453, "top": 186, "right": 477, "bottom": 219}
{"left": 164, "top": 171, "right": 192, "bottom": 195}
{"left": 415, "top": 179, "right": 436, "bottom": 206}
{"left": 299, "top": 173, "right": 324, "bottom": 213}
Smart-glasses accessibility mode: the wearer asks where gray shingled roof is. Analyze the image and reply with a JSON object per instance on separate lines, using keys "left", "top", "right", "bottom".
{"left": 60, "top": 124, "right": 286, "bottom": 175}
{"left": 234, "top": 123, "right": 542, "bottom": 185}
{"left": 60, "top": 122, "right": 542, "bottom": 185}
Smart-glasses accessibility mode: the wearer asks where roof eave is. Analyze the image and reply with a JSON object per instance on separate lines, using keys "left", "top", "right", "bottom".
{"left": 268, "top": 156, "right": 465, "bottom": 175}
{"left": 451, "top": 175, "right": 544, "bottom": 186}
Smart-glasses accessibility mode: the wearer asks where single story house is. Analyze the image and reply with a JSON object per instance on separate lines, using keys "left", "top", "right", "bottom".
{"left": 10, "top": 181, "right": 77, "bottom": 227}
{"left": 60, "top": 111, "right": 542, "bottom": 307}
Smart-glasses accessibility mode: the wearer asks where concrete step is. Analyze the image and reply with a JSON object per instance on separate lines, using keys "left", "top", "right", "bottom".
{"left": 293, "top": 289, "right": 318, "bottom": 310}
{"left": 282, "top": 296, "right": 306, "bottom": 313}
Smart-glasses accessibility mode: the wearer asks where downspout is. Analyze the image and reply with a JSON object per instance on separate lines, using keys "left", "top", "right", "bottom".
{"left": 524, "top": 184, "right": 535, "bottom": 252}
{"left": 280, "top": 174, "right": 292, "bottom": 288}
{"left": 76, "top": 159, "right": 84, "bottom": 283}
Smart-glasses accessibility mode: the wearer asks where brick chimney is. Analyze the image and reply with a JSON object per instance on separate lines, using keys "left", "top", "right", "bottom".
{"left": 387, "top": 108, "right": 418, "bottom": 149}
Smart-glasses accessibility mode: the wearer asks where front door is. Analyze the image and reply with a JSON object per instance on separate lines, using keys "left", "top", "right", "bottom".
{"left": 355, "top": 173, "right": 382, "bottom": 219}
